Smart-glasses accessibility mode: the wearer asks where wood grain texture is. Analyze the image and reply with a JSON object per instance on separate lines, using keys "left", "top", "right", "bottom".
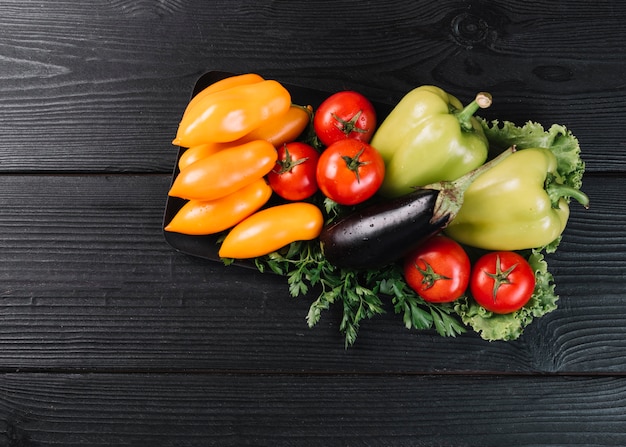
{"left": 1, "top": 0, "right": 625, "bottom": 443}
{"left": 0, "top": 373, "right": 625, "bottom": 447}
{"left": 0, "top": 173, "right": 620, "bottom": 374}
{"left": 0, "top": 0, "right": 624, "bottom": 172}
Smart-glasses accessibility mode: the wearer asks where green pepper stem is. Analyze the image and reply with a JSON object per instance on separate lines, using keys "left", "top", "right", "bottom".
{"left": 456, "top": 92, "right": 492, "bottom": 132}
{"left": 546, "top": 183, "right": 590, "bottom": 209}
{"left": 424, "top": 146, "right": 516, "bottom": 225}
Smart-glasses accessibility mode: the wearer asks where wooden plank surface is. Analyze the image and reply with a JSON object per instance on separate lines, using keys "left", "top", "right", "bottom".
{"left": 0, "top": 373, "right": 625, "bottom": 447}
{"left": 0, "top": 1, "right": 624, "bottom": 173}
{"left": 1, "top": 0, "right": 625, "bottom": 444}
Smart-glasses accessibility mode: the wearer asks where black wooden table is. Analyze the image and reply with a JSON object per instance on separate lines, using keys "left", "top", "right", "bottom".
{"left": 1, "top": 1, "right": 625, "bottom": 445}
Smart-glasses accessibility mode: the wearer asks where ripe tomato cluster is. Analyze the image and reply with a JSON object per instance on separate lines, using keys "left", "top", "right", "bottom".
{"left": 268, "top": 90, "right": 385, "bottom": 206}
{"left": 403, "top": 235, "right": 536, "bottom": 314}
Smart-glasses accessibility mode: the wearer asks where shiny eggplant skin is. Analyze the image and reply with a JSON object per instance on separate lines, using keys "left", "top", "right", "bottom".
{"left": 319, "top": 189, "right": 450, "bottom": 269}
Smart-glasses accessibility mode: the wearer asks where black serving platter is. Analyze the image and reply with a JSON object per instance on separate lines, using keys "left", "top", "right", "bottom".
{"left": 162, "top": 71, "right": 393, "bottom": 266}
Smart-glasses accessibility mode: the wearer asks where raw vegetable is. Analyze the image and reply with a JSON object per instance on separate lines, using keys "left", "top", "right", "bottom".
{"left": 375, "top": 88, "right": 492, "bottom": 198}
{"left": 234, "top": 104, "right": 313, "bottom": 148}
{"left": 319, "top": 147, "right": 515, "bottom": 269}
{"left": 371, "top": 85, "right": 464, "bottom": 161}
{"left": 316, "top": 139, "right": 385, "bottom": 206}
{"left": 182, "top": 73, "right": 265, "bottom": 121}
{"left": 403, "top": 235, "right": 470, "bottom": 303}
{"left": 268, "top": 142, "right": 319, "bottom": 201}
{"left": 454, "top": 249, "right": 558, "bottom": 341}
{"left": 445, "top": 148, "right": 590, "bottom": 251}
{"left": 173, "top": 79, "right": 291, "bottom": 147}
{"left": 479, "top": 120, "right": 585, "bottom": 191}
{"left": 178, "top": 104, "right": 311, "bottom": 171}
{"left": 168, "top": 139, "right": 277, "bottom": 201}
{"left": 313, "top": 91, "right": 377, "bottom": 146}
{"left": 178, "top": 142, "right": 230, "bottom": 171}
{"left": 164, "top": 178, "right": 272, "bottom": 235}
{"left": 219, "top": 202, "right": 324, "bottom": 259}
{"left": 469, "top": 251, "right": 535, "bottom": 314}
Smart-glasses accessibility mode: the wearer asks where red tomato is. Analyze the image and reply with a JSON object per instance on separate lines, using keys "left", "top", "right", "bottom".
{"left": 267, "top": 142, "right": 320, "bottom": 201}
{"left": 316, "top": 139, "right": 385, "bottom": 206}
{"left": 313, "top": 91, "right": 377, "bottom": 146}
{"left": 403, "top": 235, "right": 471, "bottom": 303}
{"left": 470, "top": 251, "right": 536, "bottom": 314}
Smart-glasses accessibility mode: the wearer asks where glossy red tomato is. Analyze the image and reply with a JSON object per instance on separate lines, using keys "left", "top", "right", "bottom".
{"left": 267, "top": 142, "right": 320, "bottom": 201}
{"left": 313, "top": 91, "right": 377, "bottom": 146}
{"left": 403, "top": 235, "right": 471, "bottom": 303}
{"left": 470, "top": 251, "right": 536, "bottom": 314}
{"left": 316, "top": 139, "right": 385, "bottom": 206}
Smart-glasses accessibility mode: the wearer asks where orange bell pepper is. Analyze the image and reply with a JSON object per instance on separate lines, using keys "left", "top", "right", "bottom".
{"left": 235, "top": 104, "right": 312, "bottom": 148}
{"left": 172, "top": 80, "right": 291, "bottom": 147}
{"left": 164, "top": 178, "right": 273, "bottom": 235}
{"left": 182, "top": 73, "right": 264, "bottom": 121}
{"left": 178, "top": 142, "right": 232, "bottom": 171}
{"left": 177, "top": 104, "right": 312, "bottom": 171}
{"left": 218, "top": 202, "right": 324, "bottom": 259}
{"left": 168, "top": 139, "right": 277, "bottom": 201}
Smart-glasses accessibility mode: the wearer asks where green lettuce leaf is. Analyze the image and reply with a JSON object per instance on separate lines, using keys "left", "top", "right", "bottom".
{"left": 453, "top": 249, "right": 559, "bottom": 341}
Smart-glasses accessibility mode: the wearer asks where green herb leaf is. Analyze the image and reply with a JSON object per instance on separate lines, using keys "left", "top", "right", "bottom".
{"left": 254, "top": 236, "right": 466, "bottom": 346}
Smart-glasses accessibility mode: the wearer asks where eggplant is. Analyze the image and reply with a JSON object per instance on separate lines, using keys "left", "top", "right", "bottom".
{"left": 319, "top": 146, "right": 516, "bottom": 270}
{"left": 319, "top": 189, "right": 448, "bottom": 269}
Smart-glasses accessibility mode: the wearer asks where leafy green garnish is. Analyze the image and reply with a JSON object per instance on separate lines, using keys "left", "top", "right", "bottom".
{"left": 255, "top": 240, "right": 465, "bottom": 347}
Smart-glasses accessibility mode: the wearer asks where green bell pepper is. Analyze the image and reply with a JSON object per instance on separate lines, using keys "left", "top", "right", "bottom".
{"left": 445, "top": 148, "right": 590, "bottom": 251}
{"left": 371, "top": 85, "right": 492, "bottom": 198}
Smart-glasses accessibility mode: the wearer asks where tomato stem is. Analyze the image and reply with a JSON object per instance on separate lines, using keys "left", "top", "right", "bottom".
{"left": 274, "top": 145, "right": 309, "bottom": 174}
{"left": 341, "top": 146, "right": 371, "bottom": 183}
{"left": 485, "top": 254, "right": 518, "bottom": 302}
{"left": 415, "top": 259, "right": 451, "bottom": 290}
{"left": 332, "top": 110, "right": 369, "bottom": 136}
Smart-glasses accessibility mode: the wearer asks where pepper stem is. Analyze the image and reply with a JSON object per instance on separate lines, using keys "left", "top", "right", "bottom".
{"left": 456, "top": 92, "right": 492, "bottom": 132}
{"left": 546, "top": 183, "right": 590, "bottom": 209}
{"left": 424, "top": 146, "right": 516, "bottom": 225}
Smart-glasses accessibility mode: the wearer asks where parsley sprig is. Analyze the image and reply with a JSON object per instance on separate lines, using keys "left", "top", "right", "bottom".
{"left": 254, "top": 237, "right": 466, "bottom": 347}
